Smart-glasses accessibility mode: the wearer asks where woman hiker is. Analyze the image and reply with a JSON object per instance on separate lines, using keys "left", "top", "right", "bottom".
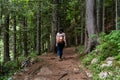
{"left": 56, "top": 28, "right": 66, "bottom": 61}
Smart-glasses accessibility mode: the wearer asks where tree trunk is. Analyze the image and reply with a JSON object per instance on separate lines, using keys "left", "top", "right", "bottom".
{"left": 84, "top": 29, "right": 88, "bottom": 50}
{"left": 22, "top": 17, "right": 28, "bottom": 57}
{"left": 115, "top": 0, "right": 120, "bottom": 30}
{"left": 74, "top": 2, "right": 78, "bottom": 46}
{"left": 102, "top": 0, "right": 105, "bottom": 32}
{"left": 0, "top": 1, "right": 2, "bottom": 35}
{"left": 33, "top": 21, "right": 37, "bottom": 51}
{"left": 75, "top": 34, "right": 78, "bottom": 46}
{"left": 50, "top": 0, "right": 57, "bottom": 52}
{"left": 3, "top": 15, "right": 10, "bottom": 62}
{"left": 48, "top": 34, "right": 51, "bottom": 52}
{"left": 80, "top": 3, "right": 85, "bottom": 45}
{"left": 57, "top": 0, "right": 61, "bottom": 29}
{"left": 36, "top": 2, "right": 41, "bottom": 55}
{"left": 111, "top": 0, "right": 116, "bottom": 30}
{"left": 118, "top": 0, "right": 120, "bottom": 29}
{"left": 80, "top": 25, "right": 84, "bottom": 45}
{"left": 85, "top": 0, "right": 98, "bottom": 53}
{"left": 115, "top": 0, "right": 118, "bottom": 30}
{"left": 19, "top": 19, "right": 22, "bottom": 56}
{"left": 97, "top": 0, "right": 104, "bottom": 33}
{"left": 13, "top": 15, "right": 17, "bottom": 60}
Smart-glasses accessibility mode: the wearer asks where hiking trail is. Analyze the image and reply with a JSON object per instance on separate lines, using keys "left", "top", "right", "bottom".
{"left": 13, "top": 47, "right": 90, "bottom": 80}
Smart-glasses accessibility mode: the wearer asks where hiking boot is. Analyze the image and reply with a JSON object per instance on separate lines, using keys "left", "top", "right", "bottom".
{"left": 59, "top": 58, "right": 63, "bottom": 61}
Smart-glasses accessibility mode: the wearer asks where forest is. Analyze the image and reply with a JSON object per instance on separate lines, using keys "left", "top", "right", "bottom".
{"left": 0, "top": 0, "right": 120, "bottom": 80}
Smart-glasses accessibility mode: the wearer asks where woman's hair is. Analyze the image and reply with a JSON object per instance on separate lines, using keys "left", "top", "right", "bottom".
{"left": 59, "top": 28, "right": 64, "bottom": 33}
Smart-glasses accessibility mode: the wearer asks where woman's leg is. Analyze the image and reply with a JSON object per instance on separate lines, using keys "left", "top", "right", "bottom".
{"left": 57, "top": 45, "right": 60, "bottom": 57}
{"left": 59, "top": 44, "right": 64, "bottom": 59}
{"left": 57, "top": 43, "right": 64, "bottom": 60}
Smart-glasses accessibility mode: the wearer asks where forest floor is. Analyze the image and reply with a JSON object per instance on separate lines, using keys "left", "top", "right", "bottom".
{"left": 13, "top": 47, "right": 90, "bottom": 80}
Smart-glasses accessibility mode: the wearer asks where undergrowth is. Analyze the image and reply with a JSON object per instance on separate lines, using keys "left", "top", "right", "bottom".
{"left": 78, "top": 30, "right": 120, "bottom": 80}
{"left": 0, "top": 52, "right": 38, "bottom": 80}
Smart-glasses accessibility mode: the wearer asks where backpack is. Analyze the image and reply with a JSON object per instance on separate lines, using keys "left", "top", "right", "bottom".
{"left": 57, "top": 35, "right": 64, "bottom": 43}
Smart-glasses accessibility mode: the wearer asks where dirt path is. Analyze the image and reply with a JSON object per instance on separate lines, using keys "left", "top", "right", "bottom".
{"left": 13, "top": 48, "right": 89, "bottom": 80}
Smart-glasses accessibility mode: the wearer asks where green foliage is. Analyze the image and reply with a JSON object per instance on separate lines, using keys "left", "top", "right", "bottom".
{"left": 75, "top": 45, "right": 84, "bottom": 53}
{"left": 0, "top": 60, "right": 19, "bottom": 80}
{"left": 3, "top": 61, "right": 18, "bottom": 71}
{"left": 96, "top": 31, "right": 120, "bottom": 60}
{"left": 114, "top": 54, "right": 120, "bottom": 60}
{"left": 80, "top": 53, "right": 95, "bottom": 66}
{"left": 17, "top": 55, "right": 26, "bottom": 64}
{"left": 0, "top": 51, "right": 38, "bottom": 80}
{"left": 112, "top": 61, "right": 120, "bottom": 67}
{"left": 29, "top": 51, "right": 37, "bottom": 58}
{"left": 105, "top": 0, "right": 113, "bottom": 7}
{"left": 79, "top": 30, "right": 120, "bottom": 79}
{"left": 89, "top": 64, "right": 101, "bottom": 74}
{"left": 95, "top": 30, "right": 120, "bottom": 60}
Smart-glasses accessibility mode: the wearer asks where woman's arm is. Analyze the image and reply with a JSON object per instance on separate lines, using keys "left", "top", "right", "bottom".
{"left": 56, "top": 33, "right": 58, "bottom": 46}
{"left": 64, "top": 33, "right": 67, "bottom": 46}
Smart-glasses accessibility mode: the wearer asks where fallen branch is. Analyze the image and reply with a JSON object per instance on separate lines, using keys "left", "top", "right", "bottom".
{"left": 58, "top": 73, "right": 68, "bottom": 80}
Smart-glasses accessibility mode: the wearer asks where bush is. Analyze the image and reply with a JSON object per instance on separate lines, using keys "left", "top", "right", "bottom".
{"left": 96, "top": 30, "right": 120, "bottom": 60}
{"left": 0, "top": 60, "right": 19, "bottom": 80}
{"left": 80, "top": 53, "right": 95, "bottom": 66}
{"left": 75, "top": 45, "right": 84, "bottom": 53}
{"left": 79, "top": 30, "right": 120, "bottom": 80}
{"left": 0, "top": 51, "right": 38, "bottom": 80}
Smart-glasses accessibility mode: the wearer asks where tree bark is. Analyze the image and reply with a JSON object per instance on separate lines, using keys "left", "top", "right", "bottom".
{"left": 85, "top": 0, "right": 98, "bottom": 53}
{"left": 102, "top": 0, "right": 105, "bottom": 32}
{"left": 57, "top": 0, "right": 61, "bottom": 29}
{"left": 0, "top": 1, "right": 1, "bottom": 20}
{"left": 22, "top": 17, "right": 28, "bottom": 57}
{"left": 97, "top": 0, "right": 104, "bottom": 33}
{"left": 3, "top": 15, "right": 10, "bottom": 62}
{"left": 111, "top": 0, "right": 116, "bottom": 30}
{"left": 74, "top": 2, "right": 78, "bottom": 46}
{"left": 115, "top": 0, "right": 118, "bottom": 30}
{"left": 118, "top": 0, "right": 120, "bottom": 29}
{"left": 18, "top": 17, "right": 22, "bottom": 56}
{"left": 84, "top": 29, "right": 88, "bottom": 50}
{"left": 36, "top": 2, "right": 41, "bottom": 55}
{"left": 50, "top": 0, "right": 57, "bottom": 52}
{"left": 48, "top": 34, "right": 51, "bottom": 52}
{"left": 115, "top": 0, "right": 120, "bottom": 30}
{"left": 13, "top": 15, "right": 17, "bottom": 60}
{"left": 80, "top": 3, "right": 85, "bottom": 45}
